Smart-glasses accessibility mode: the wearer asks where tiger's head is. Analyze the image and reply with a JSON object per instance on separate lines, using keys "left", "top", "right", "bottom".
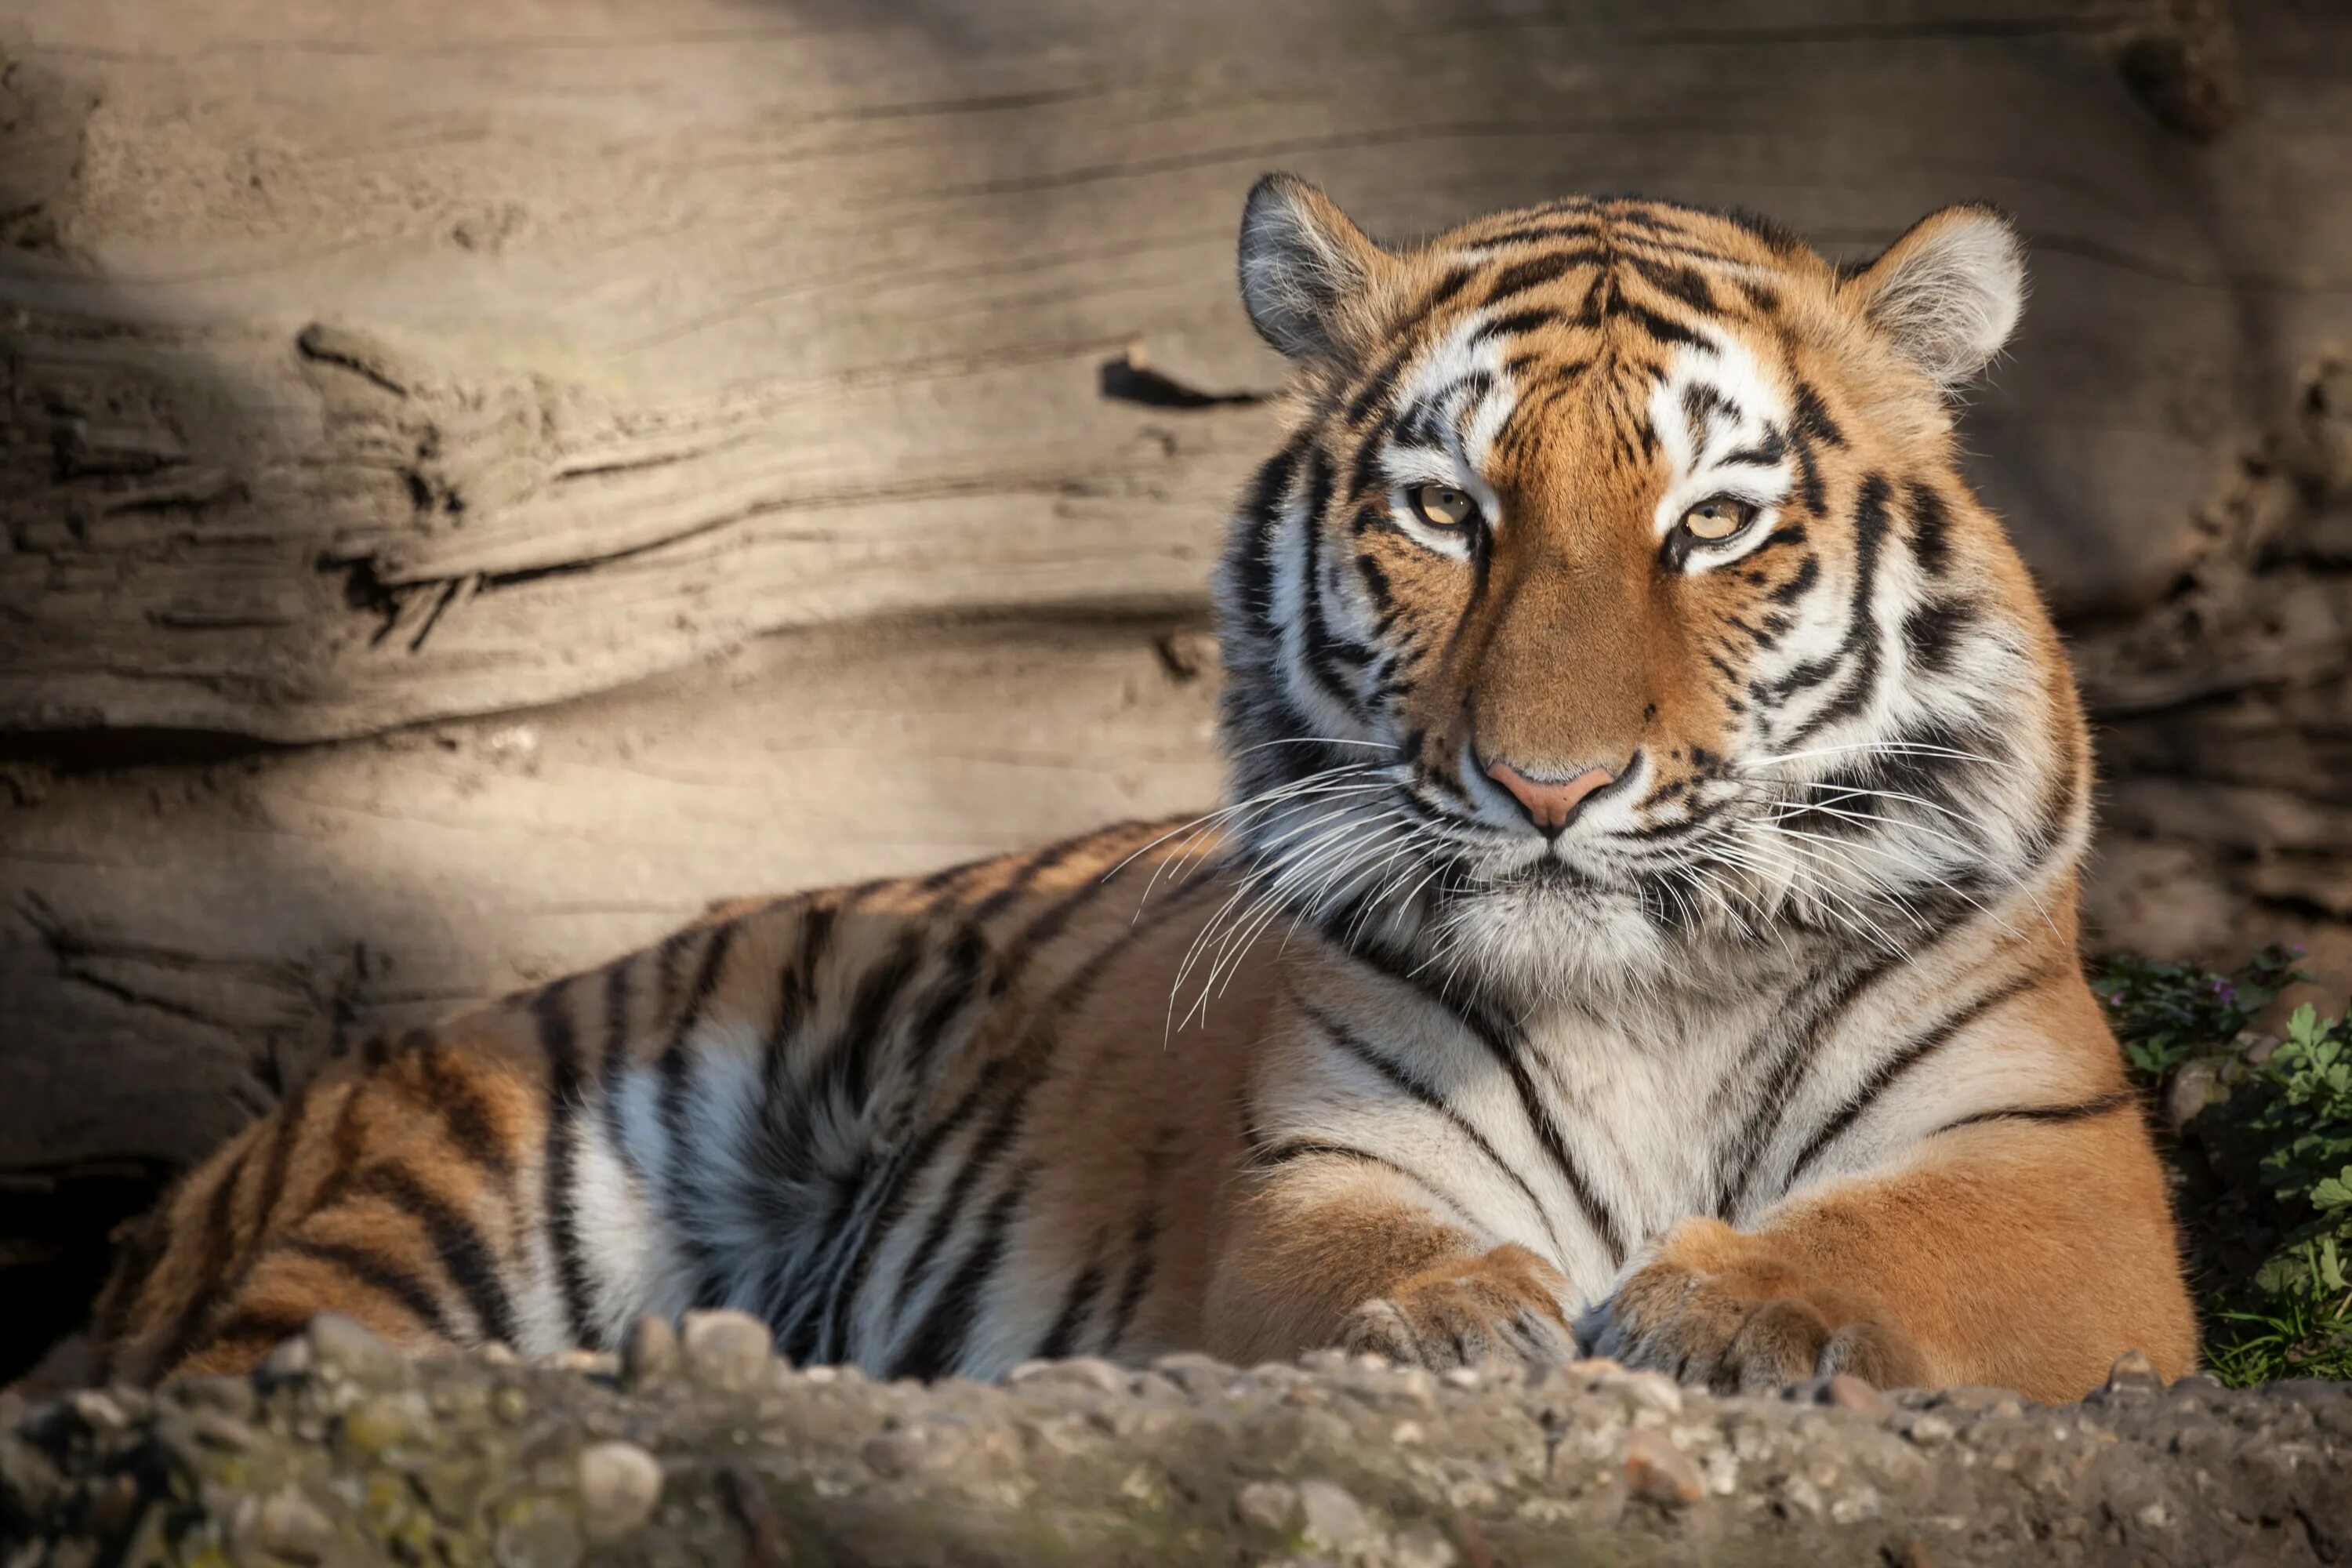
{"left": 1211, "top": 176, "right": 2089, "bottom": 1006}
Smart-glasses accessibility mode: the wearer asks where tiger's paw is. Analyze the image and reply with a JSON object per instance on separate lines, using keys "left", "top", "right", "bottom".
{"left": 1581, "top": 1219, "right": 1926, "bottom": 1393}
{"left": 1340, "top": 1243, "right": 1577, "bottom": 1370}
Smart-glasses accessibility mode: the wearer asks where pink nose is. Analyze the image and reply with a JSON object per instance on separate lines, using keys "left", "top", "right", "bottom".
{"left": 1486, "top": 760, "right": 1616, "bottom": 832}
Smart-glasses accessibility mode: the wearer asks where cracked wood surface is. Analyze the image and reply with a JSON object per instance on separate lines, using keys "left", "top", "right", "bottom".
{"left": 4, "top": 0, "right": 2350, "bottom": 741}
{"left": 0, "top": 615, "right": 1223, "bottom": 1171}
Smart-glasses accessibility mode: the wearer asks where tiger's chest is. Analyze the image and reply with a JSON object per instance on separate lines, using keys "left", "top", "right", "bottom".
{"left": 1257, "top": 973, "right": 1791, "bottom": 1308}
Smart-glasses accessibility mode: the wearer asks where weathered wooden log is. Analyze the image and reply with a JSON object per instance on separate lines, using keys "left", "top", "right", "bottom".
{"left": 5, "top": 0, "right": 2350, "bottom": 744}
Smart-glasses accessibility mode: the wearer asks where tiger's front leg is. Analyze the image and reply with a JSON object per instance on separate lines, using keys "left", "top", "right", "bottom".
{"left": 1579, "top": 1108, "right": 2198, "bottom": 1401}
{"left": 1202, "top": 1150, "right": 1579, "bottom": 1371}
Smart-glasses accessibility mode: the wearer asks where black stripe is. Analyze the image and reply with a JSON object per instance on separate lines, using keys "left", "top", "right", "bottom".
{"left": 1766, "top": 554, "right": 1820, "bottom": 605}
{"left": 353, "top": 1163, "right": 522, "bottom": 1349}
{"left": 1907, "top": 480, "right": 1953, "bottom": 578}
{"left": 1902, "top": 594, "right": 1976, "bottom": 677}
{"left": 1791, "top": 380, "right": 1846, "bottom": 448}
{"left": 897, "top": 867, "right": 1222, "bottom": 1308}
{"left": 824, "top": 1069, "right": 999, "bottom": 1363}
{"left": 1470, "top": 306, "right": 1563, "bottom": 345}
{"left": 1296, "top": 449, "right": 1372, "bottom": 716}
{"left": 1240, "top": 1141, "right": 1481, "bottom": 1228}
{"left": 281, "top": 1237, "right": 460, "bottom": 1341}
{"left": 834, "top": 864, "right": 1221, "bottom": 1364}
{"left": 1630, "top": 254, "right": 1718, "bottom": 314}
{"left": 1099, "top": 1202, "right": 1163, "bottom": 1353}
{"left": 1480, "top": 251, "right": 1592, "bottom": 310}
{"left": 534, "top": 979, "right": 600, "bottom": 1347}
{"left": 1785, "top": 968, "right": 2047, "bottom": 1185}
{"left": 988, "top": 822, "right": 1163, "bottom": 983}
{"left": 899, "top": 925, "right": 988, "bottom": 1081}
{"left": 1297, "top": 996, "right": 1570, "bottom": 1261}
{"left": 656, "top": 923, "right": 739, "bottom": 1305}
{"left": 1618, "top": 300, "right": 1707, "bottom": 352}
{"left": 1468, "top": 219, "right": 1606, "bottom": 249}
{"left": 1781, "top": 473, "right": 1893, "bottom": 742}
{"left": 1223, "top": 434, "right": 1307, "bottom": 632}
{"left": 1036, "top": 1232, "right": 1110, "bottom": 1360}
{"left": 890, "top": 1163, "right": 1035, "bottom": 1379}
{"left": 820, "top": 927, "right": 929, "bottom": 1119}
{"left": 593, "top": 957, "right": 654, "bottom": 1196}
{"left": 1324, "top": 927, "right": 1626, "bottom": 1261}
{"left": 1711, "top": 953, "right": 1900, "bottom": 1218}
{"left": 390, "top": 1033, "right": 514, "bottom": 1185}
{"left": 149, "top": 1139, "right": 258, "bottom": 1377}
{"left": 1931, "top": 1091, "right": 2133, "bottom": 1137}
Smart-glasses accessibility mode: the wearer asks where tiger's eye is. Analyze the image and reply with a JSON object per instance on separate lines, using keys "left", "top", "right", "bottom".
{"left": 1410, "top": 484, "right": 1478, "bottom": 529}
{"left": 1679, "top": 496, "right": 1758, "bottom": 543}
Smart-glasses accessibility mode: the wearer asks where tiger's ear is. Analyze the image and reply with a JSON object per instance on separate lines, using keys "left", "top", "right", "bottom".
{"left": 1845, "top": 205, "right": 2027, "bottom": 392}
{"left": 1238, "top": 173, "right": 1395, "bottom": 365}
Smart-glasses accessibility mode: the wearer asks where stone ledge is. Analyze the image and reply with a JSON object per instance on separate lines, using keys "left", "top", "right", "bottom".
{"left": 4, "top": 1314, "right": 2347, "bottom": 1566}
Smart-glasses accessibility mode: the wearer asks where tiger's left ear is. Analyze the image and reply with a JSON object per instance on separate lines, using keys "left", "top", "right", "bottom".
{"left": 1238, "top": 173, "right": 1396, "bottom": 365}
{"left": 1844, "top": 205, "right": 2027, "bottom": 393}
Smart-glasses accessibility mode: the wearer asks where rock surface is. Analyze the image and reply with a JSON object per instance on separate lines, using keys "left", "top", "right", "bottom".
{"left": 3, "top": 1316, "right": 2347, "bottom": 1566}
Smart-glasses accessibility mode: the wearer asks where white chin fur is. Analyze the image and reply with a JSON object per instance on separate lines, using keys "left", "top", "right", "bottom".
{"left": 1432, "top": 880, "right": 1679, "bottom": 1004}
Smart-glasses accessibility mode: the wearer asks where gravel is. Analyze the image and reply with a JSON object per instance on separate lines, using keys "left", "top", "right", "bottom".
{"left": 2, "top": 1310, "right": 2347, "bottom": 1566}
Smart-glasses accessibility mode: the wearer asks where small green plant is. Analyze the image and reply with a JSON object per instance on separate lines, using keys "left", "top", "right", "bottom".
{"left": 2099, "top": 946, "right": 2352, "bottom": 1385}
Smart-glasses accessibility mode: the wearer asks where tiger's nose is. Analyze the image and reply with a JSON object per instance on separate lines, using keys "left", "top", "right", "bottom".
{"left": 1485, "top": 759, "right": 1617, "bottom": 835}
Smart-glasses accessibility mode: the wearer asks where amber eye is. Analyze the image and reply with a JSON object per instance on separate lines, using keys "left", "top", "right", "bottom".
{"left": 1677, "top": 495, "right": 1759, "bottom": 544}
{"left": 1408, "top": 484, "right": 1479, "bottom": 530}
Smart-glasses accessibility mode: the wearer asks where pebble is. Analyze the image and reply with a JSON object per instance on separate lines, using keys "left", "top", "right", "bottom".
{"left": 1149, "top": 1352, "right": 1235, "bottom": 1396}
{"left": 1394, "top": 1523, "right": 1461, "bottom": 1568}
{"left": 304, "top": 1313, "right": 399, "bottom": 1382}
{"left": 2104, "top": 1350, "right": 2165, "bottom": 1396}
{"left": 259, "top": 1334, "right": 314, "bottom": 1380}
{"left": 1297, "top": 1478, "right": 1374, "bottom": 1552}
{"left": 1234, "top": 1479, "right": 1299, "bottom": 1532}
{"left": 255, "top": 1488, "right": 336, "bottom": 1557}
{"left": 1828, "top": 1374, "right": 1895, "bottom": 1417}
{"left": 1904, "top": 1414, "right": 1957, "bottom": 1445}
{"left": 679, "top": 1309, "right": 775, "bottom": 1393}
{"left": 1006, "top": 1356, "right": 1127, "bottom": 1396}
{"left": 1608, "top": 1370, "right": 1684, "bottom": 1417}
{"left": 175, "top": 1377, "right": 255, "bottom": 1420}
{"left": 621, "top": 1315, "right": 679, "bottom": 1388}
{"left": 339, "top": 1395, "right": 417, "bottom": 1457}
{"left": 1623, "top": 1430, "right": 1704, "bottom": 1506}
{"left": 577, "top": 1440, "right": 665, "bottom": 1541}
{"left": 67, "top": 1391, "right": 129, "bottom": 1433}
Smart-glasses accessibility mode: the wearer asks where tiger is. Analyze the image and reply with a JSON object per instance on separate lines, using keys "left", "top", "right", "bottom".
{"left": 76, "top": 176, "right": 2196, "bottom": 1403}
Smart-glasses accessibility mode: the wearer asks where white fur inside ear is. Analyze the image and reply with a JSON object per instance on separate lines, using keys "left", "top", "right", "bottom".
{"left": 1858, "top": 209, "right": 2027, "bottom": 392}
{"left": 1238, "top": 173, "right": 1377, "bottom": 363}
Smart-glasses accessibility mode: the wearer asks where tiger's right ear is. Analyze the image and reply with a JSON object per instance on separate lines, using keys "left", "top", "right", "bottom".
{"left": 1238, "top": 173, "right": 1394, "bottom": 365}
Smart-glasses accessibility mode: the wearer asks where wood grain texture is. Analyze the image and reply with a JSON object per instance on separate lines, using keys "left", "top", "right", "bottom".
{"left": 5, "top": 0, "right": 2350, "bottom": 740}
{"left": 0, "top": 617, "right": 1223, "bottom": 1170}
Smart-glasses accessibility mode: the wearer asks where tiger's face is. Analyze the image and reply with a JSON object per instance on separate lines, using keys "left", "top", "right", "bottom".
{"left": 1212, "top": 177, "right": 2089, "bottom": 1004}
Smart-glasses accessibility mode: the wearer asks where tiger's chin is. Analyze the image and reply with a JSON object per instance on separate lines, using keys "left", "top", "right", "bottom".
{"left": 1430, "top": 867, "right": 1686, "bottom": 1006}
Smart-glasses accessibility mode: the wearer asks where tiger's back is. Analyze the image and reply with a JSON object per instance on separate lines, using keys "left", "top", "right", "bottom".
{"left": 92, "top": 820, "right": 1265, "bottom": 1383}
